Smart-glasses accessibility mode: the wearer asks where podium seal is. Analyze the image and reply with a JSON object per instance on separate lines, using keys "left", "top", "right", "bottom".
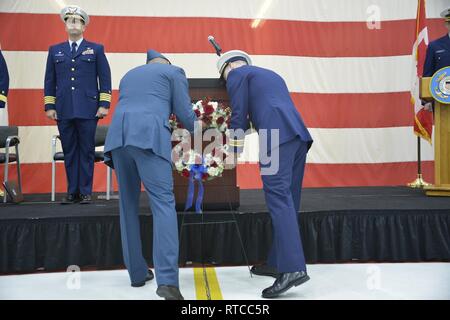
{"left": 430, "top": 66, "right": 450, "bottom": 104}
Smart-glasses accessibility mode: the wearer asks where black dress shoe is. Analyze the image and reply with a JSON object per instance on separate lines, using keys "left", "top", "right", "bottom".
{"left": 156, "top": 285, "right": 184, "bottom": 300}
{"left": 131, "top": 269, "right": 155, "bottom": 287}
{"left": 262, "top": 271, "right": 310, "bottom": 298}
{"left": 61, "top": 193, "right": 80, "bottom": 205}
{"left": 79, "top": 194, "right": 92, "bottom": 204}
{"left": 251, "top": 264, "right": 279, "bottom": 278}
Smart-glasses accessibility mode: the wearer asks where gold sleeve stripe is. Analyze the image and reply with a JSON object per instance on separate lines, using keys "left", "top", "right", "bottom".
{"left": 0, "top": 94, "right": 7, "bottom": 103}
{"left": 44, "top": 96, "right": 56, "bottom": 104}
{"left": 99, "top": 93, "right": 112, "bottom": 102}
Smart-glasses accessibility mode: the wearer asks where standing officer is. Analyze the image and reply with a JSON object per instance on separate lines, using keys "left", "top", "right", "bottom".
{"left": 44, "top": 5, "right": 112, "bottom": 204}
{"left": 0, "top": 49, "right": 9, "bottom": 198}
{"left": 104, "top": 50, "right": 197, "bottom": 299}
{"left": 217, "top": 50, "right": 313, "bottom": 298}
{"left": 0, "top": 50, "right": 8, "bottom": 110}
{"left": 423, "top": 7, "right": 450, "bottom": 77}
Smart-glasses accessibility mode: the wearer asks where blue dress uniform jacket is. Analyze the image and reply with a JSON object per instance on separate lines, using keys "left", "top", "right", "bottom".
{"left": 225, "top": 65, "right": 313, "bottom": 273}
{"left": 44, "top": 39, "right": 112, "bottom": 118}
{"left": 423, "top": 35, "right": 450, "bottom": 77}
{"left": 104, "top": 63, "right": 197, "bottom": 166}
{"left": 226, "top": 65, "right": 312, "bottom": 152}
{"left": 104, "top": 63, "right": 197, "bottom": 287}
{"left": 0, "top": 50, "right": 9, "bottom": 108}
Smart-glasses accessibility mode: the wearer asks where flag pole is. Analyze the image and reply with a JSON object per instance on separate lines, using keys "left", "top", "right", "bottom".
{"left": 407, "top": 0, "right": 432, "bottom": 189}
{"left": 408, "top": 136, "right": 431, "bottom": 188}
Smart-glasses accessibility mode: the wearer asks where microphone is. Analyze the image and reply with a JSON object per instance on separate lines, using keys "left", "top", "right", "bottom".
{"left": 208, "top": 35, "right": 222, "bottom": 56}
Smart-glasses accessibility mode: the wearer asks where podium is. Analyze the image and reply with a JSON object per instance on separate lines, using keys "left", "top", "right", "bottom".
{"left": 173, "top": 79, "right": 240, "bottom": 210}
{"left": 420, "top": 74, "right": 450, "bottom": 197}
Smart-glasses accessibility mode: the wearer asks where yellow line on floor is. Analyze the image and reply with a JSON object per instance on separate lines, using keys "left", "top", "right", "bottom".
{"left": 193, "top": 267, "right": 223, "bottom": 300}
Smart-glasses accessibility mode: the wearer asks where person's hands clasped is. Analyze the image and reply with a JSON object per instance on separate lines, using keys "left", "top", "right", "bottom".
{"left": 46, "top": 109, "right": 58, "bottom": 121}
{"left": 96, "top": 107, "right": 109, "bottom": 119}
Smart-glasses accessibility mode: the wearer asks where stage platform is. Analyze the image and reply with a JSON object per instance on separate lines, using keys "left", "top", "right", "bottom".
{"left": 1, "top": 187, "right": 449, "bottom": 274}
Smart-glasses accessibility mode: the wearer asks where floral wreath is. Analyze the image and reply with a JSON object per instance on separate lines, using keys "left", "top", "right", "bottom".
{"left": 170, "top": 98, "right": 231, "bottom": 182}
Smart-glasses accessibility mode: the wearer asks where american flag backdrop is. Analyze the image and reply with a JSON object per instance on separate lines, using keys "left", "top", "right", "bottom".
{"left": 0, "top": 0, "right": 448, "bottom": 194}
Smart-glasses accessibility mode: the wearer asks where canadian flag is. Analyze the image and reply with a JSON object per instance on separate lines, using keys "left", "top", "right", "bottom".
{"left": 411, "top": 0, "right": 433, "bottom": 144}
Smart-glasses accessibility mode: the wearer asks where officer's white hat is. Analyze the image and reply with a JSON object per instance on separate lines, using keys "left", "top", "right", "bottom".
{"left": 217, "top": 50, "right": 252, "bottom": 77}
{"left": 440, "top": 7, "right": 450, "bottom": 22}
{"left": 60, "top": 5, "right": 89, "bottom": 25}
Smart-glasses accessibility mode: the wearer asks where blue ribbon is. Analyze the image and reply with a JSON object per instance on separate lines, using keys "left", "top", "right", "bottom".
{"left": 184, "top": 163, "right": 207, "bottom": 213}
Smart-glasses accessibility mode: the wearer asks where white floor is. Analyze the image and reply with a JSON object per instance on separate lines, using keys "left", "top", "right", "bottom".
{"left": 0, "top": 263, "right": 449, "bottom": 300}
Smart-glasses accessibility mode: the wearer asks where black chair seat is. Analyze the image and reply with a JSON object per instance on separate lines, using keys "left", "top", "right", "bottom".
{"left": 54, "top": 151, "right": 104, "bottom": 162}
{"left": 0, "top": 153, "right": 17, "bottom": 163}
{"left": 53, "top": 152, "right": 65, "bottom": 161}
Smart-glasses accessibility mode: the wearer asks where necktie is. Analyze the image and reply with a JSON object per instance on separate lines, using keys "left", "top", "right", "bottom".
{"left": 71, "top": 42, "right": 77, "bottom": 57}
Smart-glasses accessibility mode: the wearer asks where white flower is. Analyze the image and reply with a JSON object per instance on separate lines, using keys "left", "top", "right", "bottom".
{"left": 207, "top": 167, "right": 219, "bottom": 176}
{"left": 175, "top": 161, "right": 185, "bottom": 171}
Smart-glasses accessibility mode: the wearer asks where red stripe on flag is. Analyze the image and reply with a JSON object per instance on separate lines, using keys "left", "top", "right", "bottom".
{"left": 7, "top": 89, "right": 119, "bottom": 126}
{"left": 293, "top": 92, "right": 413, "bottom": 128}
{"left": 0, "top": 13, "right": 447, "bottom": 57}
{"left": 237, "top": 161, "right": 434, "bottom": 189}
{"left": 8, "top": 89, "right": 413, "bottom": 128}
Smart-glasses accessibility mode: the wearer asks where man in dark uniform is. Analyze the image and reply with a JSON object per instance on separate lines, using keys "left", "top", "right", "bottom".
{"left": 0, "top": 50, "right": 8, "bottom": 110}
{"left": 44, "top": 5, "right": 112, "bottom": 204}
{"left": 217, "top": 50, "right": 313, "bottom": 298}
{"left": 422, "top": 7, "right": 450, "bottom": 111}
{"left": 0, "top": 49, "right": 9, "bottom": 198}
{"left": 423, "top": 7, "right": 450, "bottom": 77}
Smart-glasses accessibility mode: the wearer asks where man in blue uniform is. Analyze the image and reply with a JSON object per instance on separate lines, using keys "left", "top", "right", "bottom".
{"left": 104, "top": 50, "right": 198, "bottom": 299}
{"left": 422, "top": 7, "right": 450, "bottom": 111}
{"left": 423, "top": 7, "right": 450, "bottom": 77}
{"left": 0, "top": 50, "right": 9, "bottom": 198}
{"left": 0, "top": 50, "right": 8, "bottom": 110}
{"left": 44, "top": 5, "right": 111, "bottom": 204}
{"left": 217, "top": 50, "right": 313, "bottom": 298}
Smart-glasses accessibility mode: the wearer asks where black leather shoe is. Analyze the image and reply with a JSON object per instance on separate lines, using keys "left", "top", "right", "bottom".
{"left": 251, "top": 264, "right": 279, "bottom": 278}
{"left": 262, "top": 271, "right": 310, "bottom": 298}
{"left": 61, "top": 193, "right": 80, "bottom": 205}
{"left": 79, "top": 194, "right": 92, "bottom": 204}
{"left": 156, "top": 285, "right": 184, "bottom": 300}
{"left": 131, "top": 269, "right": 155, "bottom": 287}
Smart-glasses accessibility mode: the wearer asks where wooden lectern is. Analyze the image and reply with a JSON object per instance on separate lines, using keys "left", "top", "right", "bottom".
{"left": 173, "top": 79, "right": 240, "bottom": 210}
{"left": 420, "top": 77, "right": 450, "bottom": 196}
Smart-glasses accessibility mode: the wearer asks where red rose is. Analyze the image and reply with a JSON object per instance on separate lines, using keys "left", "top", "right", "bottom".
{"left": 194, "top": 109, "right": 201, "bottom": 117}
{"left": 204, "top": 104, "right": 214, "bottom": 115}
{"left": 202, "top": 173, "right": 209, "bottom": 180}
{"left": 182, "top": 169, "right": 190, "bottom": 178}
{"left": 216, "top": 117, "right": 225, "bottom": 125}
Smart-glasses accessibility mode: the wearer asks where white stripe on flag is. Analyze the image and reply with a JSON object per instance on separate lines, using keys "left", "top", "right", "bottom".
{"left": 4, "top": 51, "right": 414, "bottom": 93}
{"left": 0, "top": 0, "right": 446, "bottom": 21}
{"left": 15, "top": 125, "right": 434, "bottom": 164}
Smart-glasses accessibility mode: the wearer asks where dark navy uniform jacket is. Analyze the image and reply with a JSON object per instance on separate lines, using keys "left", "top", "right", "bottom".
{"left": 44, "top": 39, "right": 112, "bottom": 119}
{"left": 226, "top": 65, "right": 312, "bottom": 152}
{"left": 0, "top": 50, "right": 9, "bottom": 108}
{"left": 423, "top": 34, "right": 450, "bottom": 77}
